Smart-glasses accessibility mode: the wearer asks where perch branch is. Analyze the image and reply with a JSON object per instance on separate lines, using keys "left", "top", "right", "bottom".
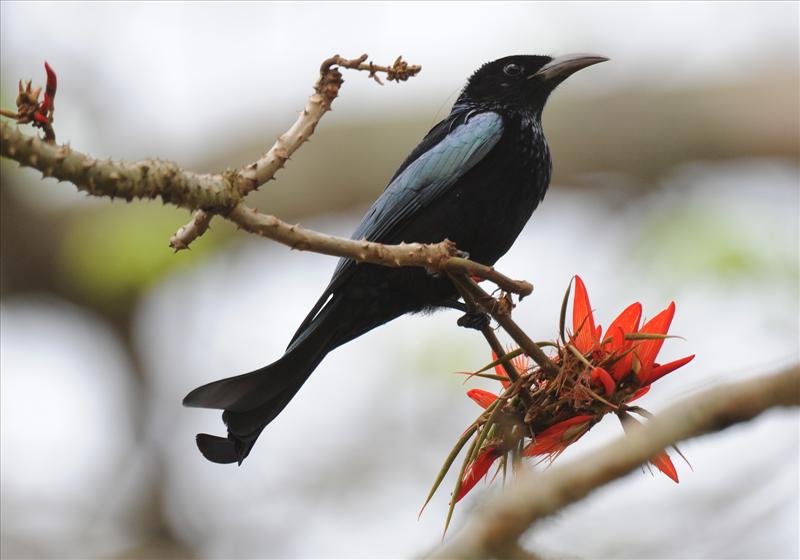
{"left": 427, "top": 364, "right": 800, "bottom": 559}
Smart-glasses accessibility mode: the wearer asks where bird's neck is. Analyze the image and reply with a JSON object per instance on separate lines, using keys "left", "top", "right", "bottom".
{"left": 505, "top": 110, "right": 548, "bottom": 150}
{"left": 455, "top": 100, "right": 543, "bottom": 120}
{"left": 503, "top": 110, "right": 552, "bottom": 203}
{"left": 451, "top": 102, "right": 550, "bottom": 180}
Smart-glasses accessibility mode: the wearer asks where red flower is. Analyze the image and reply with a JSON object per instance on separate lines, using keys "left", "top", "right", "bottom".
{"left": 560, "top": 275, "right": 693, "bottom": 481}
{"left": 451, "top": 275, "right": 694, "bottom": 505}
{"left": 571, "top": 275, "right": 695, "bottom": 394}
{"left": 522, "top": 415, "right": 595, "bottom": 459}
{"left": 455, "top": 447, "right": 501, "bottom": 502}
{"left": 34, "top": 62, "right": 57, "bottom": 124}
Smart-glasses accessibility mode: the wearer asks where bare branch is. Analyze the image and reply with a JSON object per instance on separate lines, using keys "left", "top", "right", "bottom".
{"left": 427, "top": 364, "right": 800, "bottom": 559}
{"left": 446, "top": 257, "right": 532, "bottom": 299}
{"left": 169, "top": 211, "right": 212, "bottom": 251}
{"left": 227, "top": 202, "right": 459, "bottom": 267}
{"left": 324, "top": 54, "right": 423, "bottom": 85}
{"left": 0, "top": 121, "right": 239, "bottom": 210}
{"left": 225, "top": 204, "right": 529, "bottom": 294}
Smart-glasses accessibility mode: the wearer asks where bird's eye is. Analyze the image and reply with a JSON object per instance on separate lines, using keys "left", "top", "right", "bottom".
{"left": 503, "top": 63, "right": 522, "bottom": 77}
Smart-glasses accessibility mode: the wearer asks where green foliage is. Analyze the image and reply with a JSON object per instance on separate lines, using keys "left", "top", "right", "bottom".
{"left": 636, "top": 206, "right": 799, "bottom": 284}
{"left": 59, "top": 204, "right": 230, "bottom": 310}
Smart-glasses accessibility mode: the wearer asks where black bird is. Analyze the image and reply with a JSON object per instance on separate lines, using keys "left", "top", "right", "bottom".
{"left": 183, "top": 53, "right": 607, "bottom": 464}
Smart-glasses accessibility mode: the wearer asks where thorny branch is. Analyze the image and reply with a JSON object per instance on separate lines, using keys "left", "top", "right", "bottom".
{"left": 427, "top": 364, "right": 800, "bottom": 559}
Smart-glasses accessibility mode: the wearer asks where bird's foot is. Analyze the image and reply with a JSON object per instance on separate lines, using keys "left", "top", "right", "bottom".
{"left": 457, "top": 311, "right": 491, "bottom": 331}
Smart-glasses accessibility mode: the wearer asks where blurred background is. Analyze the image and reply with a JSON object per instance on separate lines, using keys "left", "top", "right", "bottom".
{"left": 1, "top": 2, "right": 798, "bottom": 558}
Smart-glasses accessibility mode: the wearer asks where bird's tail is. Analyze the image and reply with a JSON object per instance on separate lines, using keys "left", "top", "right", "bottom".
{"left": 183, "top": 306, "right": 336, "bottom": 465}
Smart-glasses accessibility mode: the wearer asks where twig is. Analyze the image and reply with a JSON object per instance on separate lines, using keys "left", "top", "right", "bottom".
{"left": 446, "top": 257, "right": 532, "bottom": 299}
{"left": 426, "top": 364, "right": 800, "bottom": 559}
{"left": 450, "top": 274, "right": 558, "bottom": 374}
{"left": 168, "top": 211, "right": 212, "bottom": 251}
{"left": 329, "top": 54, "right": 422, "bottom": 85}
{"left": 479, "top": 324, "right": 521, "bottom": 383}
{"left": 449, "top": 275, "right": 537, "bottom": 410}
{"left": 169, "top": 54, "right": 421, "bottom": 251}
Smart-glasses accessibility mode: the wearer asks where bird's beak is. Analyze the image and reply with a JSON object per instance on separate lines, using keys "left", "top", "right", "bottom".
{"left": 529, "top": 53, "right": 609, "bottom": 82}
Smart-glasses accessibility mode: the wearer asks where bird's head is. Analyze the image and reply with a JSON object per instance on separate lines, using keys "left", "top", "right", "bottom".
{"left": 458, "top": 54, "right": 608, "bottom": 114}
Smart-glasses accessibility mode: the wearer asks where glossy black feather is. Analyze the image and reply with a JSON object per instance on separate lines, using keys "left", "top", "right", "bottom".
{"left": 183, "top": 54, "right": 606, "bottom": 464}
{"left": 289, "top": 110, "right": 504, "bottom": 347}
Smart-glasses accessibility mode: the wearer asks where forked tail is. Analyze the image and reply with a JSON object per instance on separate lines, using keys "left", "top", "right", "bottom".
{"left": 183, "top": 306, "right": 336, "bottom": 464}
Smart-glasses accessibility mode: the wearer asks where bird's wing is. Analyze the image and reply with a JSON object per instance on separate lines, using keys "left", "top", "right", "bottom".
{"left": 347, "top": 110, "right": 504, "bottom": 245}
{"left": 288, "top": 111, "right": 503, "bottom": 347}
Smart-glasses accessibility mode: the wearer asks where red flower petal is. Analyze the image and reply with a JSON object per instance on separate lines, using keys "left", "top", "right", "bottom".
{"left": 39, "top": 61, "right": 57, "bottom": 115}
{"left": 44, "top": 62, "right": 57, "bottom": 93}
{"left": 620, "top": 414, "right": 681, "bottom": 482}
{"left": 572, "top": 276, "right": 598, "bottom": 353}
{"left": 591, "top": 366, "right": 616, "bottom": 396}
{"left": 608, "top": 326, "right": 635, "bottom": 380}
{"left": 634, "top": 302, "right": 676, "bottom": 375}
{"left": 466, "top": 389, "right": 498, "bottom": 410}
{"left": 651, "top": 450, "right": 679, "bottom": 483}
{"left": 456, "top": 447, "right": 500, "bottom": 502}
{"left": 605, "top": 302, "right": 642, "bottom": 352}
{"left": 523, "top": 415, "right": 595, "bottom": 457}
{"left": 511, "top": 352, "right": 531, "bottom": 375}
{"left": 641, "top": 354, "right": 695, "bottom": 385}
{"left": 491, "top": 351, "right": 511, "bottom": 388}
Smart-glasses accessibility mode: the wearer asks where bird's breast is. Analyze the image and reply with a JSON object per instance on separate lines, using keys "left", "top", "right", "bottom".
{"left": 444, "top": 118, "right": 551, "bottom": 263}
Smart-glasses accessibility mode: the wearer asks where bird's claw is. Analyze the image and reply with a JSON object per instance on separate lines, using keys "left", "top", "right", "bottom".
{"left": 457, "top": 311, "right": 491, "bottom": 331}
